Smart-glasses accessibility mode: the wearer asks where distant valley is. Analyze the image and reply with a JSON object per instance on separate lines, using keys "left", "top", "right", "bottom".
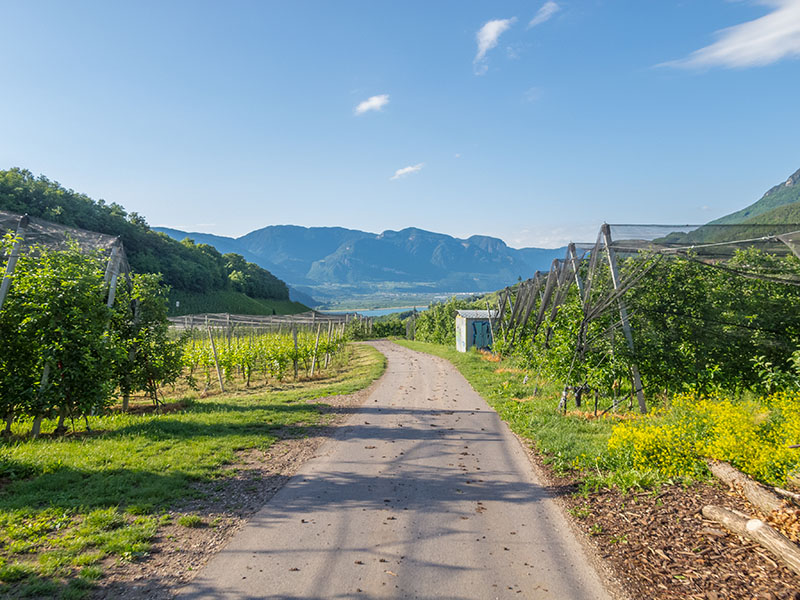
{"left": 155, "top": 225, "right": 566, "bottom": 307}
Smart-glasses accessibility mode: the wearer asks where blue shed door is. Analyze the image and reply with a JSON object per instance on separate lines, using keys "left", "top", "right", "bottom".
{"left": 471, "top": 320, "right": 492, "bottom": 349}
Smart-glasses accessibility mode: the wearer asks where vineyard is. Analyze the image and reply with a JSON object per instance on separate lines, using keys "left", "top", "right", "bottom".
{"left": 174, "top": 313, "right": 350, "bottom": 393}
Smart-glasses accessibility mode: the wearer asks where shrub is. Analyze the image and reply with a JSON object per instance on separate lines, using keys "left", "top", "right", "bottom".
{"left": 607, "top": 391, "right": 800, "bottom": 485}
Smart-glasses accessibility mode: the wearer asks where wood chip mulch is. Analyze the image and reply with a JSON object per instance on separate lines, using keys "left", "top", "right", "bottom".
{"left": 559, "top": 477, "right": 800, "bottom": 600}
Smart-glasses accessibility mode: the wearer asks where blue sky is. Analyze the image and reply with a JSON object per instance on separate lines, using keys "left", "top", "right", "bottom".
{"left": 1, "top": 1, "right": 799, "bottom": 247}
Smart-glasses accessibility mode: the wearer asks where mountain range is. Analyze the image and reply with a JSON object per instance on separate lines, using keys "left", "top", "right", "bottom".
{"left": 155, "top": 225, "right": 567, "bottom": 305}
{"left": 157, "top": 166, "right": 800, "bottom": 306}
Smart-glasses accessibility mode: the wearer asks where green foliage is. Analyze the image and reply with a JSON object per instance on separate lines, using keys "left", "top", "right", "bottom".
{"left": 415, "top": 297, "right": 478, "bottom": 345}
{"left": 182, "top": 327, "right": 344, "bottom": 386}
{"left": 0, "top": 242, "right": 188, "bottom": 432}
{"left": 111, "top": 273, "right": 186, "bottom": 404}
{"left": 504, "top": 249, "right": 800, "bottom": 399}
{"left": 0, "top": 168, "right": 290, "bottom": 303}
{"left": 345, "top": 316, "right": 407, "bottom": 340}
{"left": 0, "top": 242, "right": 116, "bottom": 432}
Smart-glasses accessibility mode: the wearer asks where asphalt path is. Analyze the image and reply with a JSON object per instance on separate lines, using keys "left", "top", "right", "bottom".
{"left": 179, "top": 341, "right": 612, "bottom": 600}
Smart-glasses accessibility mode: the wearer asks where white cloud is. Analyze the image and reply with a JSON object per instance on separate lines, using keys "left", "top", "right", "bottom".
{"left": 474, "top": 17, "right": 517, "bottom": 74}
{"left": 665, "top": 0, "right": 800, "bottom": 69}
{"left": 528, "top": 1, "right": 560, "bottom": 28}
{"left": 523, "top": 87, "right": 543, "bottom": 102}
{"left": 355, "top": 94, "right": 390, "bottom": 115}
{"left": 390, "top": 163, "right": 424, "bottom": 180}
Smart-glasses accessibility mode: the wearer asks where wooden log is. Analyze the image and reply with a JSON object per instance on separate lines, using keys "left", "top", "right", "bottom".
{"left": 707, "top": 460, "right": 783, "bottom": 514}
{"left": 789, "top": 472, "right": 800, "bottom": 492}
{"left": 702, "top": 504, "right": 800, "bottom": 576}
{"left": 774, "top": 486, "right": 800, "bottom": 507}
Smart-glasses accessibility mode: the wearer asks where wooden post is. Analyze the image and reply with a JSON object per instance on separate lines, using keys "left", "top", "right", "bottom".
{"left": 567, "top": 243, "right": 585, "bottom": 304}
{"left": 207, "top": 323, "right": 225, "bottom": 393}
{"left": 31, "top": 362, "right": 51, "bottom": 438}
{"left": 292, "top": 323, "right": 299, "bottom": 379}
{"left": 324, "top": 321, "right": 334, "bottom": 368}
{"left": 105, "top": 243, "right": 122, "bottom": 308}
{"left": 0, "top": 214, "right": 29, "bottom": 313}
{"left": 602, "top": 223, "right": 646, "bottom": 414}
{"left": 485, "top": 301, "right": 496, "bottom": 351}
{"left": 310, "top": 323, "right": 322, "bottom": 377}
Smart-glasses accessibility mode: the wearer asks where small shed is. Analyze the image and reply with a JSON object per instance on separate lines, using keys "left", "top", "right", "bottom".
{"left": 455, "top": 309, "right": 497, "bottom": 352}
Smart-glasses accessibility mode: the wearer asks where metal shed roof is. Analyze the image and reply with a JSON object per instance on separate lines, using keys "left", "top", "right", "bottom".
{"left": 456, "top": 310, "right": 498, "bottom": 319}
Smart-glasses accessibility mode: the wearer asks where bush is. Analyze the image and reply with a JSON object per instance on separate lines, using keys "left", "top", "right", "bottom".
{"left": 606, "top": 391, "right": 800, "bottom": 485}
{"left": 0, "top": 241, "right": 116, "bottom": 435}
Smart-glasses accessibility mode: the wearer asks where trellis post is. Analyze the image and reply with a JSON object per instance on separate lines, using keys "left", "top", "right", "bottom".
{"left": 310, "top": 323, "right": 322, "bottom": 377}
{"left": 0, "top": 214, "right": 29, "bottom": 312}
{"left": 207, "top": 318, "right": 225, "bottom": 393}
{"left": 601, "top": 223, "right": 647, "bottom": 414}
{"left": 104, "top": 242, "right": 122, "bottom": 308}
{"left": 567, "top": 243, "right": 585, "bottom": 303}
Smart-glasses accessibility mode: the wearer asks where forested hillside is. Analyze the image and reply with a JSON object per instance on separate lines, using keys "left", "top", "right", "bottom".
{"left": 710, "top": 166, "right": 800, "bottom": 225}
{"left": 0, "top": 169, "right": 303, "bottom": 314}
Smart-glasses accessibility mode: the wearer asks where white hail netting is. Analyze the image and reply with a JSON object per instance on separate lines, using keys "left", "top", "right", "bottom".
{"left": 594, "top": 223, "right": 800, "bottom": 259}
{"left": 496, "top": 223, "right": 800, "bottom": 354}
{"left": 0, "top": 210, "right": 130, "bottom": 275}
{"left": 169, "top": 312, "right": 353, "bottom": 330}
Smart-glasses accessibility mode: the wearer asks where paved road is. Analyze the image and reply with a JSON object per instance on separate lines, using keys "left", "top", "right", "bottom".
{"left": 179, "top": 341, "right": 612, "bottom": 600}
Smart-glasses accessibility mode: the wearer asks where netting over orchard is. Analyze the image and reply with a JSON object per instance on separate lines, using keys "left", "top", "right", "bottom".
{"left": 0, "top": 210, "right": 130, "bottom": 275}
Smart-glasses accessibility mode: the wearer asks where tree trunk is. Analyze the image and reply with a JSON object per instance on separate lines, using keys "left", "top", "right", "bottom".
{"left": 54, "top": 409, "right": 67, "bottom": 435}
{"left": 30, "top": 416, "right": 42, "bottom": 439}
{"left": 702, "top": 504, "right": 800, "bottom": 576}
{"left": 122, "top": 392, "right": 130, "bottom": 412}
{"left": 3, "top": 414, "right": 13, "bottom": 436}
{"left": 707, "top": 460, "right": 783, "bottom": 514}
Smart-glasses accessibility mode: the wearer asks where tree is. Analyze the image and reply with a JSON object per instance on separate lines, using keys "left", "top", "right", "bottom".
{"left": 0, "top": 241, "right": 116, "bottom": 436}
{"left": 111, "top": 273, "right": 185, "bottom": 409}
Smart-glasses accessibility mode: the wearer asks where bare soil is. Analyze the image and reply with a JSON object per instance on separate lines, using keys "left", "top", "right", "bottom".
{"left": 93, "top": 384, "right": 376, "bottom": 599}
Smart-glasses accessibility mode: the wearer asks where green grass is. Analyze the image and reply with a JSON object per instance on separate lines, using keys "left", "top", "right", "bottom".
{"left": 395, "top": 340, "right": 662, "bottom": 492}
{"left": 168, "top": 290, "right": 309, "bottom": 316}
{"left": 177, "top": 514, "right": 204, "bottom": 528}
{"left": 0, "top": 343, "right": 385, "bottom": 597}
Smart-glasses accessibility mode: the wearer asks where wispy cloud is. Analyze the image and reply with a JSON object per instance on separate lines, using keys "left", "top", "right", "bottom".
{"left": 528, "top": 1, "right": 560, "bottom": 28}
{"left": 355, "top": 94, "right": 390, "bottom": 115}
{"left": 664, "top": 0, "right": 800, "bottom": 69}
{"left": 474, "top": 17, "right": 517, "bottom": 74}
{"left": 523, "top": 87, "right": 543, "bottom": 102}
{"left": 390, "top": 163, "right": 424, "bottom": 180}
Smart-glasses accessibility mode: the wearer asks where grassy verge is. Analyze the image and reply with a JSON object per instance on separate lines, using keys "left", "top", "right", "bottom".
{"left": 0, "top": 344, "right": 385, "bottom": 599}
{"left": 168, "top": 290, "right": 309, "bottom": 316}
{"left": 394, "top": 340, "right": 665, "bottom": 491}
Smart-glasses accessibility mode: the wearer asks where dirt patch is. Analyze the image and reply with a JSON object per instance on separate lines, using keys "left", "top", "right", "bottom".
{"left": 93, "top": 384, "right": 377, "bottom": 599}
{"left": 516, "top": 437, "right": 800, "bottom": 600}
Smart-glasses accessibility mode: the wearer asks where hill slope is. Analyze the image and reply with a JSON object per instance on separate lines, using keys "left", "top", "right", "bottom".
{"left": 710, "top": 167, "right": 800, "bottom": 225}
{"left": 0, "top": 169, "right": 306, "bottom": 315}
